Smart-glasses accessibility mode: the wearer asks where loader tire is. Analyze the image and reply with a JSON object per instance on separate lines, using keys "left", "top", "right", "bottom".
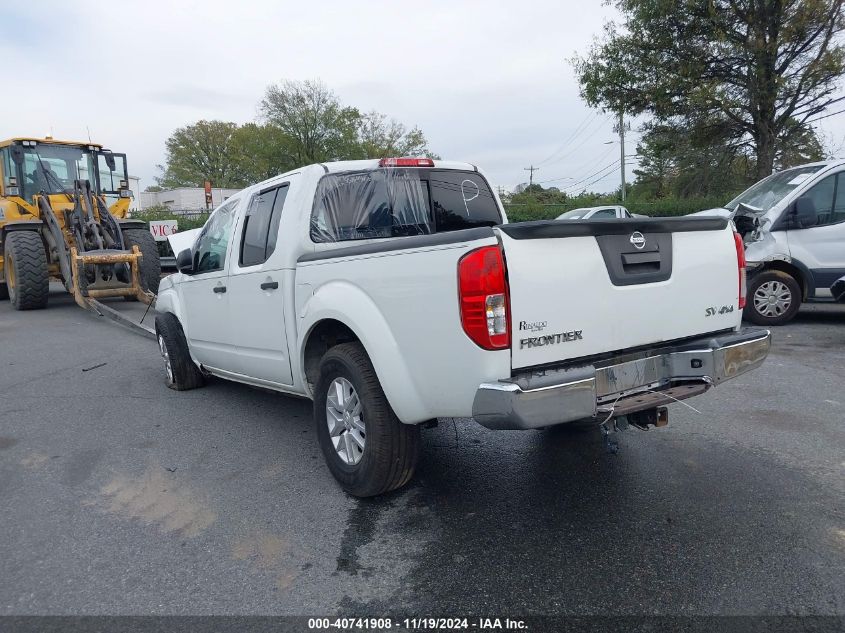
{"left": 4, "top": 231, "right": 49, "bottom": 310}
{"left": 154, "top": 312, "right": 204, "bottom": 391}
{"left": 314, "top": 342, "right": 420, "bottom": 497}
{"left": 122, "top": 228, "right": 160, "bottom": 299}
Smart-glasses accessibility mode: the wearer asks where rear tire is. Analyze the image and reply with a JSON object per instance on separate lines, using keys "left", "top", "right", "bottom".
{"left": 744, "top": 270, "right": 801, "bottom": 326}
{"left": 154, "top": 312, "right": 204, "bottom": 391}
{"left": 314, "top": 342, "right": 420, "bottom": 497}
{"left": 122, "top": 228, "right": 160, "bottom": 299}
{"left": 4, "top": 231, "right": 49, "bottom": 310}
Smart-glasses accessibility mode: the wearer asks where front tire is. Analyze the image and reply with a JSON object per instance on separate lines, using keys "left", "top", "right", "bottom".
{"left": 4, "top": 231, "right": 49, "bottom": 310}
{"left": 744, "top": 270, "right": 801, "bottom": 326}
{"left": 122, "top": 228, "right": 161, "bottom": 299}
{"left": 154, "top": 312, "right": 204, "bottom": 391}
{"left": 314, "top": 342, "right": 420, "bottom": 497}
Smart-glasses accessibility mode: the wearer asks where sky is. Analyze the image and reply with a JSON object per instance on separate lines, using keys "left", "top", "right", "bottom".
{"left": 1, "top": 0, "right": 844, "bottom": 195}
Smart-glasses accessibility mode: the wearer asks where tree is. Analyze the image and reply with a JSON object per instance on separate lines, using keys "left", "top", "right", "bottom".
{"left": 575, "top": 0, "right": 845, "bottom": 179}
{"left": 775, "top": 117, "right": 826, "bottom": 168}
{"left": 228, "top": 123, "right": 298, "bottom": 184}
{"left": 259, "top": 79, "right": 360, "bottom": 164}
{"left": 631, "top": 125, "right": 677, "bottom": 199}
{"left": 356, "top": 111, "right": 439, "bottom": 159}
{"left": 632, "top": 119, "right": 748, "bottom": 199}
{"left": 157, "top": 81, "right": 441, "bottom": 191}
{"left": 157, "top": 120, "right": 241, "bottom": 188}
{"left": 632, "top": 115, "right": 825, "bottom": 199}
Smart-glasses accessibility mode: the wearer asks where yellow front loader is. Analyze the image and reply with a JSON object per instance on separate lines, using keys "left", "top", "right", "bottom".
{"left": 0, "top": 138, "right": 159, "bottom": 310}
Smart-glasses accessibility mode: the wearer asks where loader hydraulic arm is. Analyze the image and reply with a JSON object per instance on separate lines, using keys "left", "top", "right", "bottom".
{"left": 36, "top": 195, "right": 74, "bottom": 293}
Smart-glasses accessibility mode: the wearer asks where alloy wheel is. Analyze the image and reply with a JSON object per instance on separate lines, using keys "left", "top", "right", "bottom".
{"left": 158, "top": 335, "right": 174, "bottom": 384}
{"left": 325, "top": 377, "right": 366, "bottom": 465}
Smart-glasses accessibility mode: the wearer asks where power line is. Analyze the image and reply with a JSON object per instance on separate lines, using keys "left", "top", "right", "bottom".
{"left": 559, "top": 159, "right": 622, "bottom": 191}
{"left": 567, "top": 158, "right": 641, "bottom": 195}
{"left": 560, "top": 155, "right": 640, "bottom": 193}
{"left": 808, "top": 107, "right": 845, "bottom": 123}
{"left": 537, "top": 143, "right": 617, "bottom": 185}
{"left": 541, "top": 114, "right": 614, "bottom": 167}
{"left": 535, "top": 111, "right": 601, "bottom": 166}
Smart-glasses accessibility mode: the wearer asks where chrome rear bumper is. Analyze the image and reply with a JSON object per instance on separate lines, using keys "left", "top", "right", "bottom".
{"left": 472, "top": 329, "right": 771, "bottom": 430}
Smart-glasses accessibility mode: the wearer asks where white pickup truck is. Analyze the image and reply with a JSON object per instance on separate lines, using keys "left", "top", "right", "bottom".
{"left": 155, "top": 157, "right": 771, "bottom": 497}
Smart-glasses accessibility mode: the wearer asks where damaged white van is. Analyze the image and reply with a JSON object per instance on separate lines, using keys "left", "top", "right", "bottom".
{"left": 703, "top": 160, "right": 845, "bottom": 325}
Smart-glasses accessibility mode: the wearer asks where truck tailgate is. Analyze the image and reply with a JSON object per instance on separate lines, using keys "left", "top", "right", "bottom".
{"left": 497, "top": 217, "right": 741, "bottom": 370}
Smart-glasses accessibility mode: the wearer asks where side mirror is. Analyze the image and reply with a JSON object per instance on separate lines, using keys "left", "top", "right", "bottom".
{"left": 176, "top": 248, "right": 194, "bottom": 274}
{"left": 793, "top": 196, "right": 817, "bottom": 228}
{"left": 104, "top": 152, "right": 116, "bottom": 172}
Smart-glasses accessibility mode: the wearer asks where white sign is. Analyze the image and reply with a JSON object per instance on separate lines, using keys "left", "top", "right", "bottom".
{"left": 149, "top": 220, "right": 178, "bottom": 242}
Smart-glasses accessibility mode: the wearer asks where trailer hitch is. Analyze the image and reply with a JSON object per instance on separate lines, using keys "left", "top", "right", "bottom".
{"left": 599, "top": 406, "right": 670, "bottom": 453}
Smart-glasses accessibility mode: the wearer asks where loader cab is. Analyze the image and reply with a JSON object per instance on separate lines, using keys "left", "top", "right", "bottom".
{"left": 0, "top": 139, "right": 129, "bottom": 206}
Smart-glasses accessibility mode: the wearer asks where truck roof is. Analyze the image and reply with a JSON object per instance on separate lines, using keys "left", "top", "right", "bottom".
{"left": 0, "top": 137, "right": 103, "bottom": 149}
{"left": 321, "top": 159, "right": 478, "bottom": 173}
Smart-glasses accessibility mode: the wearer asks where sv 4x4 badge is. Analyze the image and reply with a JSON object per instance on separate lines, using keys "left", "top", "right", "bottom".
{"left": 705, "top": 304, "right": 735, "bottom": 316}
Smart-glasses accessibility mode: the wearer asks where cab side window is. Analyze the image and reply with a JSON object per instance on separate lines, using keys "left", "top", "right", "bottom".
{"left": 239, "top": 184, "right": 289, "bottom": 267}
{"left": 193, "top": 199, "right": 238, "bottom": 273}
{"left": 801, "top": 174, "right": 843, "bottom": 227}
{"left": 592, "top": 208, "right": 616, "bottom": 219}
{"left": 831, "top": 173, "right": 845, "bottom": 225}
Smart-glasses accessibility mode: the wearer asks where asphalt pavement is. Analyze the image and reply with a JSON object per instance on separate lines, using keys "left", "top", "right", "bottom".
{"left": 1, "top": 285, "right": 843, "bottom": 616}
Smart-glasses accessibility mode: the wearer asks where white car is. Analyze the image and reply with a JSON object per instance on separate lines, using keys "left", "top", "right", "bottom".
{"left": 155, "top": 157, "right": 770, "bottom": 496}
{"left": 697, "top": 159, "right": 845, "bottom": 325}
{"left": 556, "top": 205, "right": 632, "bottom": 220}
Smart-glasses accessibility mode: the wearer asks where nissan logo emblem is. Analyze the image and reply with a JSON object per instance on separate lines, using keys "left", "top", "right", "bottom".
{"left": 630, "top": 232, "right": 646, "bottom": 249}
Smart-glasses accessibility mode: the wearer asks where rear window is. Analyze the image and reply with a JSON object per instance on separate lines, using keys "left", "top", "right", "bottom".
{"left": 310, "top": 168, "right": 501, "bottom": 243}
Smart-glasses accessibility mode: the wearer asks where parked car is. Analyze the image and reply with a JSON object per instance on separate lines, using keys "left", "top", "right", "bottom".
{"left": 556, "top": 205, "right": 632, "bottom": 220}
{"left": 696, "top": 160, "right": 845, "bottom": 325}
{"left": 832, "top": 275, "right": 845, "bottom": 302}
{"left": 155, "top": 157, "right": 770, "bottom": 497}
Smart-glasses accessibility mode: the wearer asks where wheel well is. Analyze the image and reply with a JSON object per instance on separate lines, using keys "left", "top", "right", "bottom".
{"left": 303, "top": 320, "right": 360, "bottom": 392}
{"left": 752, "top": 261, "right": 808, "bottom": 300}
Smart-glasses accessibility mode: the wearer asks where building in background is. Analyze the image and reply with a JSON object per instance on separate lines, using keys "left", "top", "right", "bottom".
{"left": 138, "top": 186, "right": 240, "bottom": 211}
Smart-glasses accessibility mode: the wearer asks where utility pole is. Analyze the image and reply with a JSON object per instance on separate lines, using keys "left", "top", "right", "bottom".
{"left": 616, "top": 111, "right": 629, "bottom": 202}
{"left": 524, "top": 165, "right": 539, "bottom": 186}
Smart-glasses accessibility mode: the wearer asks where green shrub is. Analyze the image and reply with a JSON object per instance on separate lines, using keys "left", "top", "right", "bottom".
{"left": 129, "top": 205, "right": 209, "bottom": 231}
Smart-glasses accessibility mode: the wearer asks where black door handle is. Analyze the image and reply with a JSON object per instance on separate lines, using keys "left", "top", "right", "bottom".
{"left": 260, "top": 281, "right": 279, "bottom": 290}
{"left": 213, "top": 285, "right": 227, "bottom": 293}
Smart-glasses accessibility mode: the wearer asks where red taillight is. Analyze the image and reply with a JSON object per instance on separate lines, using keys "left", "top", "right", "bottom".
{"left": 378, "top": 157, "right": 435, "bottom": 168}
{"left": 734, "top": 230, "right": 747, "bottom": 309}
{"left": 458, "top": 246, "right": 510, "bottom": 350}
